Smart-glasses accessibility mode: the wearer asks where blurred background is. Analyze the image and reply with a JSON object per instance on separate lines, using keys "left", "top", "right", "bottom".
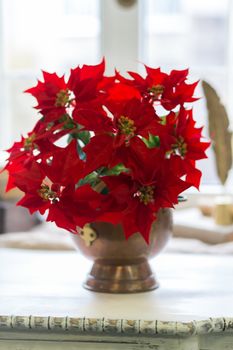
{"left": 0, "top": 0, "right": 233, "bottom": 246}
{"left": 0, "top": 0, "right": 232, "bottom": 184}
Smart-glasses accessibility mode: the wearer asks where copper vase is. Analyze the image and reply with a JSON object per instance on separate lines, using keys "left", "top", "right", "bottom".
{"left": 73, "top": 208, "right": 172, "bottom": 293}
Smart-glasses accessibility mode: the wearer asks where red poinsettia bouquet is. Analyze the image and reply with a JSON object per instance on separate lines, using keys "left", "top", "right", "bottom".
{"left": 4, "top": 59, "right": 209, "bottom": 242}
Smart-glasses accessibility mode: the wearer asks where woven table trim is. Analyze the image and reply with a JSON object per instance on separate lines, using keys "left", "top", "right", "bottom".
{"left": 0, "top": 316, "right": 232, "bottom": 336}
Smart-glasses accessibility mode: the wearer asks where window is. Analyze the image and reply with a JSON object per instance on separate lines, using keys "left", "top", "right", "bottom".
{"left": 0, "top": 0, "right": 231, "bottom": 186}
{"left": 141, "top": 0, "right": 230, "bottom": 185}
{"left": 0, "top": 0, "right": 100, "bottom": 155}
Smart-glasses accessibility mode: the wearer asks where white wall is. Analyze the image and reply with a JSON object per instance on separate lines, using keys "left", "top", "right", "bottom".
{"left": 100, "top": 0, "right": 139, "bottom": 74}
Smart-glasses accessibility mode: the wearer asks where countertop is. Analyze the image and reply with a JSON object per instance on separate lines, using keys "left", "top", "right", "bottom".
{"left": 0, "top": 248, "right": 232, "bottom": 349}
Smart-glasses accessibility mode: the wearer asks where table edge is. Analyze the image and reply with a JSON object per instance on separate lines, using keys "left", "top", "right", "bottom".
{"left": 0, "top": 316, "right": 232, "bottom": 336}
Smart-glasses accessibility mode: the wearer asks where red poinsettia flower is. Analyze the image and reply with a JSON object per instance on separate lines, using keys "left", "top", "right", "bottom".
{"left": 3, "top": 131, "right": 46, "bottom": 191}
{"left": 164, "top": 108, "right": 210, "bottom": 188}
{"left": 12, "top": 160, "right": 47, "bottom": 212}
{"left": 100, "top": 170, "right": 190, "bottom": 242}
{"left": 46, "top": 184, "right": 103, "bottom": 232}
{"left": 106, "top": 80, "right": 141, "bottom": 102}
{"left": 91, "top": 138, "right": 190, "bottom": 241}
{"left": 5, "top": 133, "right": 36, "bottom": 165}
{"left": 172, "top": 109, "right": 209, "bottom": 159}
{"left": 14, "top": 156, "right": 100, "bottom": 232}
{"left": 117, "top": 66, "right": 198, "bottom": 110}
{"left": 41, "top": 140, "right": 84, "bottom": 186}
{"left": 3, "top": 120, "right": 70, "bottom": 191}
{"left": 82, "top": 99, "right": 161, "bottom": 173}
{"left": 4, "top": 60, "right": 210, "bottom": 242}
{"left": 77, "top": 98, "right": 158, "bottom": 136}
{"left": 68, "top": 59, "right": 106, "bottom": 105}
{"left": 25, "top": 71, "right": 72, "bottom": 124}
{"left": 143, "top": 65, "right": 198, "bottom": 109}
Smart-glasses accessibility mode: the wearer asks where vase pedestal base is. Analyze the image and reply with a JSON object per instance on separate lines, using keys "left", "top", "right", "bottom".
{"left": 83, "top": 259, "right": 159, "bottom": 293}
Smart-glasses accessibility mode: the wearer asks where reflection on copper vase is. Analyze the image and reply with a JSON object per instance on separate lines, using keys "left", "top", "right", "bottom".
{"left": 73, "top": 208, "right": 172, "bottom": 293}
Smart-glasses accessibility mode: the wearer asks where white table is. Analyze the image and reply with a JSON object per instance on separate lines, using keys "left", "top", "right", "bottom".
{"left": 0, "top": 248, "right": 233, "bottom": 349}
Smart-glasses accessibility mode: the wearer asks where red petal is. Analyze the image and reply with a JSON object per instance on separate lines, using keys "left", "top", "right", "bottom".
{"left": 73, "top": 108, "right": 113, "bottom": 133}
{"left": 83, "top": 134, "right": 114, "bottom": 174}
{"left": 42, "top": 140, "right": 84, "bottom": 186}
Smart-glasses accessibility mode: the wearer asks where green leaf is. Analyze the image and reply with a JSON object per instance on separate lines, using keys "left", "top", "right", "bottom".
{"left": 59, "top": 114, "right": 69, "bottom": 123}
{"left": 142, "top": 133, "right": 160, "bottom": 149}
{"left": 66, "top": 137, "right": 86, "bottom": 160}
{"left": 101, "top": 187, "right": 109, "bottom": 195}
{"left": 63, "top": 120, "right": 76, "bottom": 129}
{"left": 178, "top": 195, "right": 187, "bottom": 202}
{"left": 77, "top": 172, "right": 100, "bottom": 188}
{"left": 76, "top": 140, "right": 86, "bottom": 160}
{"left": 98, "top": 163, "right": 129, "bottom": 176}
{"left": 76, "top": 164, "right": 128, "bottom": 193}
{"left": 69, "top": 123, "right": 90, "bottom": 146}
{"left": 159, "top": 116, "right": 167, "bottom": 125}
{"left": 76, "top": 130, "right": 90, "bottom": 145}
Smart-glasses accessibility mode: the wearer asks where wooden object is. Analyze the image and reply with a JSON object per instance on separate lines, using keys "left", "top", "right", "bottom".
{"left": 198, "top": 203, "right": 213, "bottom": 217}
{"left": 0, "top": 248, "right": 233, "bottom": 349}
{"left": 202, "top": 80, "right": 232, "bottom": 185}
{"left": 213, "top": 196, "right": 233, "bottom": 225}
{"left": 173, "top": 208, "right": 233, "bottom": 244}
{"left": 198, "top": 196, "right": 233, "bottom": 225}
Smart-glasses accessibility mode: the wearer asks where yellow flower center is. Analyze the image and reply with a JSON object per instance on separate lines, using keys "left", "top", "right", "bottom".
{"left": 172, "top": 136, "right": 187, "bottom": 157}
{"left": 23, "top": 134, "right": 36, "bottom": 151}
{"left": 134, "top": 185, "right": 155, "bottom": 205}
{"left": 118, "top": 116, "right": 136, "bottom": 136}
{"left": 55, "top": 89, "right": 70, "bottom": 107}
{"left": 148, "top": 84, "right": 165, "bottom": 98}
{"left": 38, "top": 184, "right": 58, "bottom": 202}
